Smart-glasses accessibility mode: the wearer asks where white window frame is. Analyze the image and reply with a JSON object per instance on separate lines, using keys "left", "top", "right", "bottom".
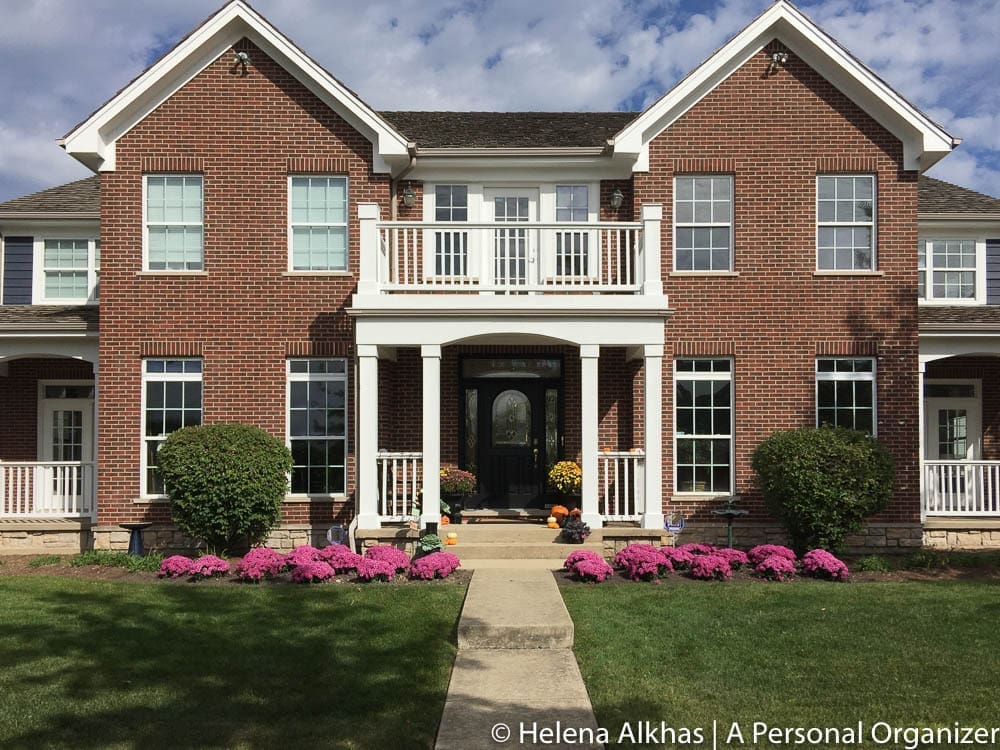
{"left": 550, "top": 184, "right": 599, "bottom": 280}
{"left": 673, "top": 358, "right": 734, "bottom": 496}
{"left": 918, "top": 235, "right": 987, "bottom": 305}
{"left": 673, "top": 175, "right": 734, "bottom": 272}
{"left": 140, "top": 358, "right": 203, "bottom": 499}
{"left": 815, "top": 357, "right": 877, "bottom": 435}
{"left": 287, "top": 175, "right": 350, "bottom": 273}
{"left": 143, "top": 174, "right": 204, "bottom": 272}
{"left": 285, "top": 358, "right": 349, "bottom": 498}
{"left": 32, "top": 235, "right": 100, "bottom": 304}
{"left": 36, "top": 379, "right": 96, "bottom": 460}
{"left": 426, "top": 184, "right": 472, "bottom": 280}
{"left": 816, "top": 174, "right": 877, "bottom": 272}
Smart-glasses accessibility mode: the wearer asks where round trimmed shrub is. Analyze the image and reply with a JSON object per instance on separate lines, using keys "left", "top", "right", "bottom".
{"left": 688, "top": 554, "right": 732, "bottom": 581}
{"left": 751, "top": 426, "right": 894, "bottom": 552}
{"left": 157, "top": 423, "right": 293, "bottom": 554}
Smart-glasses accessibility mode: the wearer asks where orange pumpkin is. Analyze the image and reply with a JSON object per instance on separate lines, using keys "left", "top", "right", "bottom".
{"left": 570, "top": 508, "right": 583, "bottom": 518}
{"left": 440, "top": 515, "right": 450, "bottom": 526}
{"left": 445, "top": 537, "right": 458, "bottom": 545}
{"left": 550, "top": 505, "right": 569, "bottom": 522}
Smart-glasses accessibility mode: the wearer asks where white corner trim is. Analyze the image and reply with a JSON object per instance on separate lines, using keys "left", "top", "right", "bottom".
{"left": 61, "top": 1, "right": 409, "bottom": 173}
{"left": 612, "top": 1, "right": 954, "bottom": 172}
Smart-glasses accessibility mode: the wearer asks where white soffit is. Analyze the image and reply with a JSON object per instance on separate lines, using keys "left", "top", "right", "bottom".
{"left": 60, "top": 1, "right": 410, "bottom": 174}
{"left": 612, "top": 1, "right": 955, "bottom": 173}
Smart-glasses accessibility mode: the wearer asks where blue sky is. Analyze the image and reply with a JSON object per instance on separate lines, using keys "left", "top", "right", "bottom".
{"left": 0, "top": 0, "right": 997, "bottom": 202}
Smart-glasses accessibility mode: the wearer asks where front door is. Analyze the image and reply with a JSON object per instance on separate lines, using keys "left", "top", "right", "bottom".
{"left": 484, "top": 188, "right": 538, "bottom": 288}
{"left": 924, "top": 382, "right": 981, "bottom": 460}
{"left": 38, "top": 394, "right": 94, "bottom": 513}
{"left": 477, "top": 380, "right": 548, "bottom": 507}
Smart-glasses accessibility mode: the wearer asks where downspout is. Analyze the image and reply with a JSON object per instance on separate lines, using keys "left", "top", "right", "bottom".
{"left": 390, "top": 142, "right": 418, "bottom": 221}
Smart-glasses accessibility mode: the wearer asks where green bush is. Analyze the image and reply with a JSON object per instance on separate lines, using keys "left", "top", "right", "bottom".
{"left": 751, "top": 426, "right": 894, "bottom": 553}
{"left": 855, "top": 554, "right": 891, "bottom": 573}
{"left": 28, "top": 554, "right": 63, "bottom": 568}
{"left": 157, "top": 423, "right": 293, "bottom": 554}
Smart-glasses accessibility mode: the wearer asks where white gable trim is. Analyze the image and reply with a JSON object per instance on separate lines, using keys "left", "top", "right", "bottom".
{"left": 613, "top": 1, "right": 956, "bottom": 173}
{"left": 59, "top": 1, "right": 410, "bottom": 174}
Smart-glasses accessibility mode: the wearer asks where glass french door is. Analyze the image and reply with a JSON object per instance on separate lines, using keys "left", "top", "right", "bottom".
{"left": 484, "top": 188, "right": 537, "bottom": 288}
{"left": 39, "top": 400, "right": 94, "bottom": 512}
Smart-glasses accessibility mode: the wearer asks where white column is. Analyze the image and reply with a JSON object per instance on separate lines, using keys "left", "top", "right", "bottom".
{"left": 357, "top": 203, "right": 381, "bottom": 296}
{"left": 421, "top": 345, "right": 442, "bottom": 527}
{"left": 90, "top": 361, "right": 99, "bottom": 522}
{"left": 641, "top": 204, "right": 663, "bottom": 296}
{"left": 356, "top": 345, "right": 381, "bottom": 528}
{"left": 918, "top": 360, "right": 926, "bottom": 522}
{"left": 580, "top": 345, "right": 603, "bottom": 528}
{"left": 642, "top": 344, "right": 665, "bottom": 529}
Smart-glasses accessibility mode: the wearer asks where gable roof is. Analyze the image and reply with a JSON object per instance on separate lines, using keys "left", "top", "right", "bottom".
{"left": 60, "top": 1, "right": 410, "bottom": 174}
{"left": 380, "top": 111, "right": 638, "bottom": 150}
{"left": 0, "top": 176, "right": 100, "bottom": 219}
{"left": 918, "top": 176, "right": 1000, "bottom": 217}
{"left": 612, "top": 0, "right": 956, "bottom": 172}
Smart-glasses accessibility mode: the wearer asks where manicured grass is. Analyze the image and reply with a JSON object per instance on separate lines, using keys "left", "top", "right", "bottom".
{"left": 563, "top": 581, "right": 1000, "bottom": 746}
{"left": 0, "top": 576, "right": 466, "bottom": 749}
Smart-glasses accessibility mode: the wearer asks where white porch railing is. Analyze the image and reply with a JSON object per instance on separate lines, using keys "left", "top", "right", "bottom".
{"left": 376, "top": 222, "right": 644, "bottom": 293}
{"left": 0, "top": 461, "right": 96, "bottom": 519}
{"left": 598, "top": 450, "right": 644, "bottom": 522}
{"left": 923, "top": 461, "right": 1000, "bottom": 516}
{"left": 377, "top": 451, "right": 422, "bottom": 522}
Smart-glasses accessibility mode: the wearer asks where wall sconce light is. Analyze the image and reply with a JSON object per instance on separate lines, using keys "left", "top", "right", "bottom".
{"left": 401, "top": 182, "right": 416, "bottom": 208}
{"left": 610, "top": 188, "right": 624, "bottom": 210}
{"left": 768, "top": 51, "right": 789, "bottom": 74}
{"left": 234, "top": 50, "right": 250, "bottom": 72}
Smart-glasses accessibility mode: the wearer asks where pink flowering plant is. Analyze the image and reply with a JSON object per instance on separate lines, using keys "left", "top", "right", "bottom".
{"left": 408, "top": 551, "right": 461, "bottom": 580}
{"left": 613, "top": 544, "right": 673, "bottom": 581}
{"left": 677, "top": 543, "right": 717, "bottom": 556}
{"left": 563, "top": 550, "right": 603, "bottom": 572}
{"left": 748, "top": 544, "right": 797, "bottom": 566}
{"left": 236, "top": 547, "right": 286, "bottom": 582}
{"left": 713, "top": 548, "right": 750, "bottom": 569}
{"left": 158, "top": 555, "right": 194, "bottom": 579}
{"left": 755, "top": 553, "right": 797, "bottom": 582}
{"left": 660, "top": 546, "right": 695, "bottom": 570}
{"left": 189, "top": 555, "right": 230, "bottom": 580}
{"left": 801, "top": 549, "right": 850, "bottom": 582}
{"left": 572, "top": 557, "right": 614, "bottom": 583}
{"left": 291, "top": 560, "right": 336, "bottom": 583}
{"left": 688, "top": 553, "right": 733, "bottom": 581}
{"left": 364, "top": 545, "right": 411, "bottom": 573}
{"left": 284, "top": 545, "right": 321, "bottom": 569}
{"left": 356, "top": 557, "right": 398, "bottom": 582}
{"left": 319, "top": 544, "right": 363, "bottom": 574}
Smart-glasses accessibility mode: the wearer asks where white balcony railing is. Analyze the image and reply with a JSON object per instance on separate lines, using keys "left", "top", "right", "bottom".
{"left": 377, "top": 451, "right": 422, "bottom": 522}
{"left": 923, "top": 461, "right": 1000, "bottom": 516}
{"left": 598, "top": 450, "right": 644, "bottom": 522}
{"left": 0, "top": 461, "right": 96, "bottom": 519}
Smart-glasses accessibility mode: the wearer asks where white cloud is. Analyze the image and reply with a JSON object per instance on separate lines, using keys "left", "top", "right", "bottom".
{"left": 0, "top": 0, "right": 997, "bottom": 200}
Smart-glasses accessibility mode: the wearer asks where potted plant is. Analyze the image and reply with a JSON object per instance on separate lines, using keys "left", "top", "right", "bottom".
{"left": 439, "top": 466, "right": 477, "bottom": 523}
{"left": 561, "top": 516, "right": 591, "bottom": 544}
{"left": 547, "top": 460, "right": 582, "bottom": 510}
{"left": 410, "top": 497, "right": 452, "bottom": 529}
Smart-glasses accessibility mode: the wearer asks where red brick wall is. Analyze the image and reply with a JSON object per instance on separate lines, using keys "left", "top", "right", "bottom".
{"left": 633, "top": 41, "right": 919, "bottom": 523}
{"left": 0, "top": 358, "right": 94, "bottom": 460}
{"left": 97, "top": 39, "right": 389, "bottom": 526}
{"left": 925, "top": 356, "right": 1000, "bottom": 460}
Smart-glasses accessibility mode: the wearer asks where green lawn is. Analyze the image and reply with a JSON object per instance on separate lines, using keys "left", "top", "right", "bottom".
{"left": 563, "top": 581, "right": 1000, "bottom": 748}
{"left": 0, "top": 576, "right": 466, "bottom": 749}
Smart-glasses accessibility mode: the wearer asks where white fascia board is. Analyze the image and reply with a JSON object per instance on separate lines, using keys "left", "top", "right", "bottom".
{"left": 613, "top": 1, "right": 954, "bottom": 173}
{"left": 407, "top": 154, "right": 633, "bottom": 182}
{"left": 349, "top": 294, "right": 671, "bottom": 315}
{"left": 61, "top": 1, "right": 408, "bottom": 173}
{"left": 919, "top": 216, "right": 1000, "bottom": 228}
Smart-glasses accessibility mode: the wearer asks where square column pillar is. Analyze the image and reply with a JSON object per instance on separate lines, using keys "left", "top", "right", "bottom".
{"left": 580, "top": 345, "right": 602, "bottom": 529}
{"left": 642, "top": 344, "right": 665, "bottom": 529}
{"left": 421, "top": 345, "right": 442, "bottom": 528}
{"left": 356, "top": 345, "right": 381, "bottom": 528}
{"left": 918, "top": 360, "right": 926, "bottom": 522}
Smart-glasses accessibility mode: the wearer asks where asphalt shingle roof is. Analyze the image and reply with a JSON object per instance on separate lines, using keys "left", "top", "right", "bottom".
{"left": 378, "top": 111, "right": 639, "bottom": 149}
{"left": 918, "top": 176, "right": 1000, "bottom": 215}
{"left": 0, "top": 305, "right": 98, "bottom": 331}
{"left": 919, "top": 306, "right": 1000, "bottom": 330}
{"left": 0, "top": 176, "right": 100, "bottom": 216}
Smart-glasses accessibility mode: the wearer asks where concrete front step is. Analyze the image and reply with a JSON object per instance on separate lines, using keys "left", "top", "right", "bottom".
{"left": 445, "top": 523, "right": 570, "bottom": 543}
{"left": 454, "top": 542, "right": 602, "bottom": 560}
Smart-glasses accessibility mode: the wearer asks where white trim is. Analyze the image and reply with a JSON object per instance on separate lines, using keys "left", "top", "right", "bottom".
{"left": 143, "top": 174, "right": 204, "bottom": 272}
{"left": 61, "top": 1, "right": 409, "bottom": 173}
{"left": 814, "top": 357, "right": 877, "bottom": 436}
{"left": 285, "top": 358, "right": 349, "bottom": 498}
{"left": 918, "top": 234, "right": 989, "bottom": 305}
{"left": 140, "top": 358, "right": 203, "bottom": 499}
{"left": 31, "top": 234, "right": 100, "bottom": 305}
{"left": 815, "top": 174, "right": 877, "bottom": 272}
{"left": 672, "top": 358, "right": 735, "bottom": 496}
{"left": 612, "top": 1, "right": 954, "bottom": 172}
{"left": 673, "top": 174, "right": 734, "bottom": 272}
{"left": 286, "top": 175, "right": 350, "bottom": 272}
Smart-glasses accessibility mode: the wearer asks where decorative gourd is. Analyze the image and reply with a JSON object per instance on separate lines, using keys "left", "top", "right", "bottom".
{"left": 440, "top": 515, "right": 450, "bottom": 526}
{"left": 550, "top": 505, "right": 569, "bottom": 522}
{"left": 445, "top": 532, "right": 458, "bottom": 546}
{"left": 570, "top": 508, "right": 583, "bottom": 518}
{"left": 546, "top": 516, "right": 559, "bottom": 529}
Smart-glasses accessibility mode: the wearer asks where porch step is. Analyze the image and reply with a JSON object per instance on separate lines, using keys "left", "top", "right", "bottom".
{"left": 443, "top": 523, "right": 567, "bottom": 543}
{"left": 454, "top": 541, "right": 603, "bottom": 560}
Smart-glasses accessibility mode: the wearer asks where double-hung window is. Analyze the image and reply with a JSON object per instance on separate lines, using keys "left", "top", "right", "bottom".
{"left": 145, "top": 175, "right": 203, "bottom": 270}
{"left": 142, "top": 359, "right": 203, "bottom": 495}
{"left": 919, "top": 240, "right": 977, "bottom": 300}
{"left": 287, "top": 359, "right": 347, "bottom": 495}
{"left": 555, "top": 185, "right": 590, "bottom": 276}
{"left": 674, "top": 359, "right": 733, "bottom": 493}
{"left": 816, "top": 175, "right": 875, "bottom": 271}
{"left": 816, "top": 358, "right": 876, "bottom": 434}
{"left": 40, "top": 239, "right": 100, "bottom": 302}
{"left": 290, "top": 176, "right": 348, "bottom": 271}
{"left": 433, "top": 185, "right": 469, "bottom": 277}
{"left": 674, "top": 176, "right": 733, "bottom": 271}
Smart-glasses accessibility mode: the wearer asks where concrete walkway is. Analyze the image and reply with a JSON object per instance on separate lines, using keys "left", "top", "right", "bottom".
{"left": 435, "top": 567, "right": 603, "bottom": 750}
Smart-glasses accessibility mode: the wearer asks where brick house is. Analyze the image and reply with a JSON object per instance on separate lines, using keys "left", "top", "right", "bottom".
{"left": 1, "top": 0, "right": 997, "bottom": 554}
